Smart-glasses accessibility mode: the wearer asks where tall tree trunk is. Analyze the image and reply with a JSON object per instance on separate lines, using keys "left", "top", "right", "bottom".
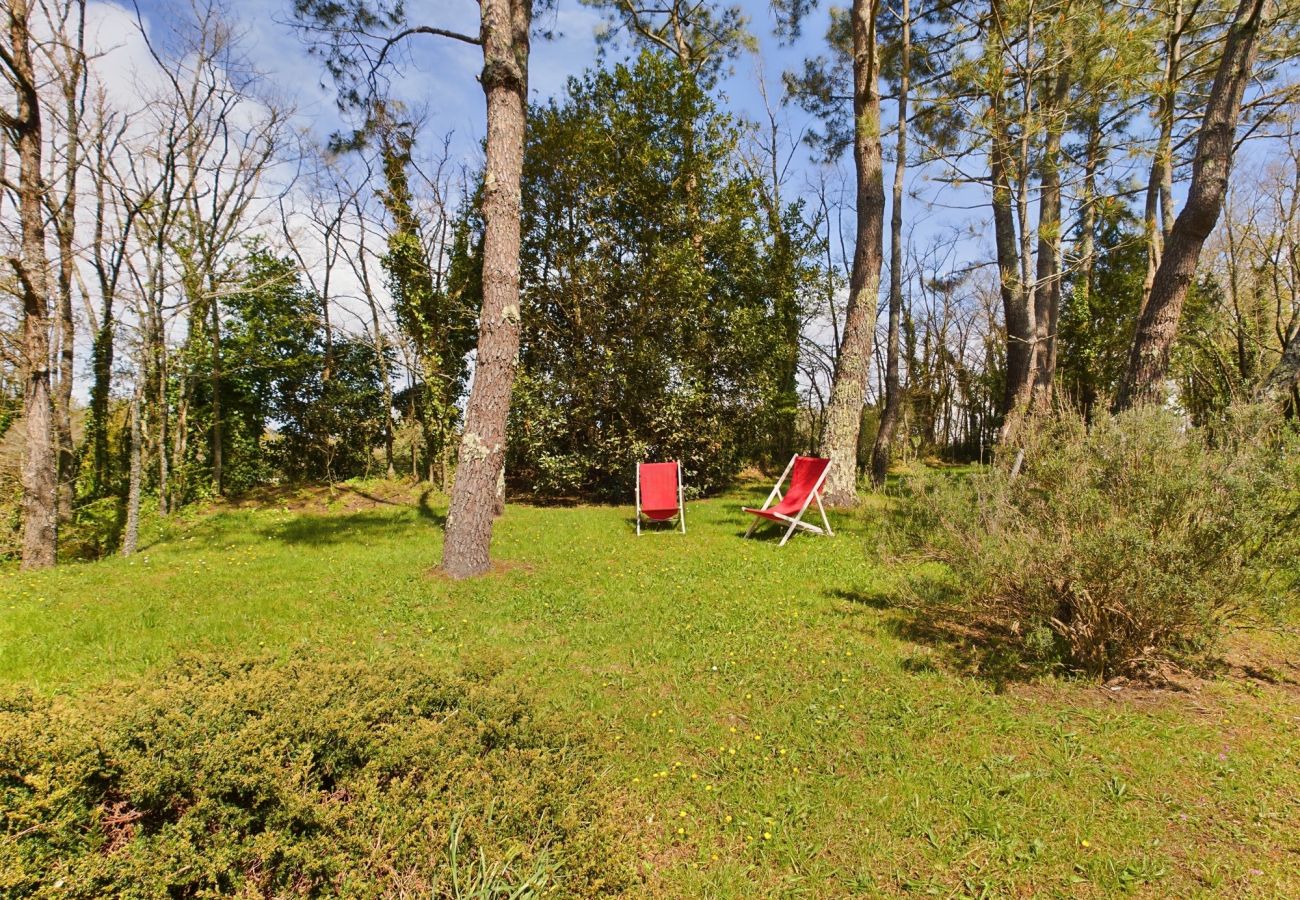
{"left": 210, "top": 290, "right": 224, "bottom": 495}
{"left": 1158, "top": 0, "right": 1183, "bottom": 242}
{"left": 441, "top": 0, "right": 532, "bottom": 578}
{"left": 1075, "top": 111, "right": 1103, "bottom": 419}
{"left": 821, "top": 0, "right": 886, "bottom": 508}
{"left": 151, "top": 284, "right": 170, "bottom": 515}
{"left": 122, "top": 381, "right": 142, "bottom": 556}
{"left": 50, "top": 0, "right": 86, "bottom": 525}
{"left": 87, "top": 301, "right": 114, "bottom": 495}
{"left": 870, "top": 0, "right": 908, "bottom": 488}
{"left": 86, "top": 111, "right": 130, "bottom": 501}
{"left": 1140, "top": 159, "right": 1164, "bottom": 309}
{"left": 1031, "top": 53, "right": 1071, "bottom": 408}
{"left": 5, "top": 0, "right": 58, "bottom": 569}
{"left": 54, "top": 227, "right": 76, "bottom": 524}
{"left": 1113, "top": 0, "right": 1271, "bottom": 413}
{"left": 991, "top": 106, "right": 1032, "bottom": 433}
{"left": 375, "top": 333, "right": 395, "bottom": 479}
{"left": 1141, "top": 0, "right": 1184, "bottom": 310}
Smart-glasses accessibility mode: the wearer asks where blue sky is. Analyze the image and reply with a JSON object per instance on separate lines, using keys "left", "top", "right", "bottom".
{"left": 124, "top": 0, "right": 958, "bottom": 268}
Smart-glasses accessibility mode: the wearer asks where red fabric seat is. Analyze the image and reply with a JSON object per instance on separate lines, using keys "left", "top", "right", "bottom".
{"left": 637, "top": 462, "right": 685, "bottom": 532}
{"left": 742, "top": 455, "right": 834, "bottom": 546}
{"left": 743, "top": 456, "right": 829, "bottom": 519}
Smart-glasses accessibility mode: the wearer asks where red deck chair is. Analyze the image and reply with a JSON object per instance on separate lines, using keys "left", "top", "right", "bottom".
{"left": 742, "top": 455, "right": 834, "bottom": 546}
{"left": 636, "top": 461, "right": 686, "bottom": 535}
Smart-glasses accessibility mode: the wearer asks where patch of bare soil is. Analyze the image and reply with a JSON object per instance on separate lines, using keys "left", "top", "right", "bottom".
{"left": 424, "top": 558, "right": 537, "bottom": 581}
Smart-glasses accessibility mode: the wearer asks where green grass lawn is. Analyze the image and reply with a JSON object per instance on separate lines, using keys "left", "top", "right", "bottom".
{"left": 4, "top": 479, "right": 1300, "bottom": 897}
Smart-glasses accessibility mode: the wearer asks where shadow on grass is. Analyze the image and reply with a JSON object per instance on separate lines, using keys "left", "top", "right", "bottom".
{"left": 832, "top": 584, "right": 1042, "bottom": 690}
{"left": 417, "top": 489, "right": 447, "bottom": 526}
{"left": 627, "top": 516, "right": 687, "bottom": 534}
{"left": 257, "top": 510, "right": 434, "bottom": 546}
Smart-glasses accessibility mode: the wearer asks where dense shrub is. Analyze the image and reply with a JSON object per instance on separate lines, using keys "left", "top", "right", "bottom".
{"left": 902, "top": 406, "right": 1299, "bottom": 678}
{"left": 499, "top": 52, "right": 816, "bottom": 502}
{"left": 0, "top": 656, "right": 634, "bottom": 897}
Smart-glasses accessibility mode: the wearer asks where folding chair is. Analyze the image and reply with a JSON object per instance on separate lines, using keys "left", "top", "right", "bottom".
{"left": 742, "top": 455, "right": 834, "bottom": 546}
{"left": 636, "top": 461, "right": 686, "bottom": 535}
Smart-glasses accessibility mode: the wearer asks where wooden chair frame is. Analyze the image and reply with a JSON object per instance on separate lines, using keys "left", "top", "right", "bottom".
{"left": 743, "top": 455, "right": 834, "bottom": 546}
{"left": 636, "top": 461, "right": 686, "bottom": 535}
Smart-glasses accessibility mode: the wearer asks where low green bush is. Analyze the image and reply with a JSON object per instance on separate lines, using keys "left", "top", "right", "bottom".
{"left": 900, "top": 405, "right": 1299, "bottom": 678}
{"left": 0, "top": 655, "right": 634, "bottom": 898}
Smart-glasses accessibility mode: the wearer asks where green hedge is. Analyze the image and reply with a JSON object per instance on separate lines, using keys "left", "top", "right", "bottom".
{"left": 1, "top": 656, "right": 634, "bottom": 897}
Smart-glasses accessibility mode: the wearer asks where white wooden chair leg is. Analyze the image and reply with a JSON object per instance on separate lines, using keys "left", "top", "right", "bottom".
{"left": 678, "top": 464, "right": 686, "bottom": 533}
{"left": 779, "top": 518, "right": 800, "bottom": 546}
{"left": 816, "top": 495, "right": 833, "bottom": 537}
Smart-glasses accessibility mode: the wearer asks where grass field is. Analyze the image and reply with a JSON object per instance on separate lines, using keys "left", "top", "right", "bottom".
{"left": 4, "top": 478, "right": 1300, "bottom": 897}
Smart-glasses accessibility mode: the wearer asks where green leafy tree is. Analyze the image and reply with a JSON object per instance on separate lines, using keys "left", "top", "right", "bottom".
{"left": 215, "top": 250, "right": 390, "bottom": 489}
{"left": 471, "top": 52, "right": 809, "bottom": 499}
{"left": 373, "top": 108, "right": 477, "bottom": 485}
{"left": 1057, "top": 202, "right": 1147, "bottom": 419}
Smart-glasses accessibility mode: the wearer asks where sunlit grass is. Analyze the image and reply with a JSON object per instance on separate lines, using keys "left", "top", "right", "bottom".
{"left": 3, "top": 478, "right": 1298, "bottom": 896}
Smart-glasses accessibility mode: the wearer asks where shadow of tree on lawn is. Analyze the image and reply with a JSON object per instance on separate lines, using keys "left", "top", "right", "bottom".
{"left": 830, "top": 584, "right": 1046, "bottom": 690}
{"left": 257, "top": 510, "right": 435, "bottom": 547}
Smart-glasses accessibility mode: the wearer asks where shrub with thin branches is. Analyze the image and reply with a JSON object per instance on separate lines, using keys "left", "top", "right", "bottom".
{"left": 901, "top": 405, "right": 1299, "bottom": 678}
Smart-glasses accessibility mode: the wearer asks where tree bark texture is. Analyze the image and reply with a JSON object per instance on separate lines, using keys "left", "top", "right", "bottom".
{"left": 821, "top": 0, "right": 885, "bottom": 508}
{"left": 441, "top": 0, "right": 531, "bottom": 578}
{"left": 1030, "top": 53, "right": 1071, "bottom": 408}
{"left": 5, "top": 0, "right": 59, "bottom": 569}
{"left": 991, "top": 101, "right": 1032, "bottom": 431}
{"left": 870, "top": 0, "right": 908, "bottom": 488}
{"left": 1113, "top": 0, "right": 1271, "bottom": 413}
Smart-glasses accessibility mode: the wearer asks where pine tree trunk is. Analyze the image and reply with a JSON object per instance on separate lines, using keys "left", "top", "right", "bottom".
{"left": 1075, "top": 113, "right": 1102, "bottom": 420}
{"left": 1031, "top": 56, "right": 1071, "bottom": 409}
{"left": 821, "top": 0, "right": 885, "bottom": 509}
{"left": 992, "top": 110, "right": 1033, "bottom": 432}
{"left": 870, "top": 0, "right": 908, "bottom": 489}
{"left": 7, "top": 0, "right": 58, "bottom": 569}
{"left": 441, "top": 0, "right": 531, "bottom": 578}
{"left": 54, "top": 230, "right": 76, "bottom": 523}
{"left": 1113, "top": 0, "right": 1271, "bottom": 413}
